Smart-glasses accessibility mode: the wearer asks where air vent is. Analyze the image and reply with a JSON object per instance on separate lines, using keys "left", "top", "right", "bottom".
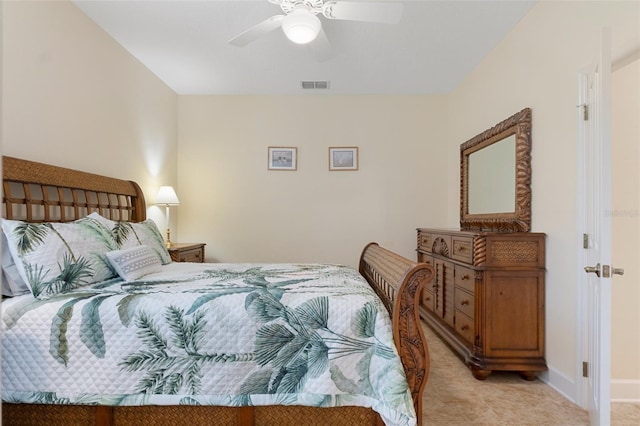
{"left": 301, "top": 81, "right": 330, "bottom": 89}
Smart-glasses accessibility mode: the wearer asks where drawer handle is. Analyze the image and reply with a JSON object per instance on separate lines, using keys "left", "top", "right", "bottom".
{"left": 461, "top": 274, "right": 470, "bottom": 280}
{"left": 458, "top": 246, "right": 466, "bottom": 251}
{"left": 425, "top": 297, "right": 431, "bottom": 302}
{"left": 460, "top": 325, "right": 469, "bottom": 331}
{"left": 460, "top": 299, "right": 470, "bottom": 306}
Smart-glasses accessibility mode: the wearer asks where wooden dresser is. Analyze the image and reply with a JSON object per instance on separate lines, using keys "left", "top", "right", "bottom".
{"left": 417, "top": 228, "right": 546, "bottom": 380}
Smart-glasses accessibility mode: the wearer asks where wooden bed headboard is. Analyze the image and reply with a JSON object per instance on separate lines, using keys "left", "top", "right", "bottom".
{"left": 2, "top": 156, "right": 146, "bottom": 223}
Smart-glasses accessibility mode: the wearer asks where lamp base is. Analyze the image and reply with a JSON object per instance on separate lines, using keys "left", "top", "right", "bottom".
{"left": 166, "top": 228, "right": 172, "bottom": 248}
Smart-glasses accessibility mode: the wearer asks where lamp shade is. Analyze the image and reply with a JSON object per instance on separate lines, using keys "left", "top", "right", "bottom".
{"left": 156, "top": 186, "right": 180, "bottom": 205}
{"left": 281, "top": 8, "right": 321, "bottom": 44}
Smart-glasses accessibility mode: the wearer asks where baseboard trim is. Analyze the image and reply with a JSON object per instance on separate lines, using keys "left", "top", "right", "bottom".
{"left": 612, "top": 379, "right": 640, "bottom": 402}
{"left": 538, "top": 365, "right": 582, "bottom": 406}
{"left": 538, "top": 370, "right": 640, "bottom": 403}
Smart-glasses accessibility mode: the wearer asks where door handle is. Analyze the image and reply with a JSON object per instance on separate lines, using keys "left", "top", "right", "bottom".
{"left": 585, "top": 263, "right": 624, "bottom": 278}
{"left": 602, "top": 264, "right": 625, "bottom": 278}
{"left": 584, "top": 263, "right": 601, "bottom": 277}
{"left": 612, "top": 267, "right": 624, "bottom": 276}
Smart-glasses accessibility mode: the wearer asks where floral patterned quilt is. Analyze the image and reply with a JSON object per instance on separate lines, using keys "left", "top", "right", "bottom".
{"left": 1, "top": 262, "right": 416, "bottom": 426}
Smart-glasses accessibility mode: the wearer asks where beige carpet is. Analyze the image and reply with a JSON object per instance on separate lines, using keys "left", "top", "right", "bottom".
{"left": 421, "top": 323, "right": 640, "bottom": 425}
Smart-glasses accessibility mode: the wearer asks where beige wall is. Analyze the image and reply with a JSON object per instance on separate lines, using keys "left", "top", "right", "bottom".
{"left": 1, "top": 0, "right": 3, "bottom": 163}
{"left": 611, "top": 56, "right": 640, "bottom": 401}
{"left": 446, "top": 0, "right": 640, "bottom": 403}
{"left": 1, "top": 1, "right": 178, "bottom": 227}
{"left": 177, "top": 95, "right": 449, "bottom": 267}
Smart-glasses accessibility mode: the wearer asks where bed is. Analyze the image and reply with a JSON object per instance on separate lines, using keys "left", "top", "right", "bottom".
{"left": 1, "top": 156, "right": 434, "bottom": 426}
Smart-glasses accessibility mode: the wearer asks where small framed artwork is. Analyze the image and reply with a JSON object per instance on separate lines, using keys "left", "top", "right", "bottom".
{"left": 329, "top": 147, "right": 358, "bottom": 171}
{"left": 268, "top": 147, "right": 297, "bottom": 171}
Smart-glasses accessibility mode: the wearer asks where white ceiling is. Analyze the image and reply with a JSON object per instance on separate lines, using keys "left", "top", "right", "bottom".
{"left": 73, "top": 0, "right": 537, "bottom": 95}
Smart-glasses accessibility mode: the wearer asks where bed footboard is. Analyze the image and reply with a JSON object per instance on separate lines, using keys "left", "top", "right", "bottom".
{"left": 359, "top": 242, "right": 435, "bottom": 424}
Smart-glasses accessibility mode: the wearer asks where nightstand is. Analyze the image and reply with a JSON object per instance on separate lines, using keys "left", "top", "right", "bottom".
{"left": 168, "top": 243, "right": 206, "bottom": 263}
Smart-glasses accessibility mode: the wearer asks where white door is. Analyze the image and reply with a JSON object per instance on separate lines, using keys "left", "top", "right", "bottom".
{"left": 578, "top": 29, "right": 612, "bottom": 426}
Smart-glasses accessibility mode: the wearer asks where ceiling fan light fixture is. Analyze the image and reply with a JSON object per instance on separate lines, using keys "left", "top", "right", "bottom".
{"left": 281, "top": 8, "right": 321, "bottom": 44}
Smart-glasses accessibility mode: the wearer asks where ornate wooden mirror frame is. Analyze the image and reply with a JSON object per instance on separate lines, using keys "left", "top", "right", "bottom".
{"left": 460, "top": 107, "right": 532, "bottom": 232}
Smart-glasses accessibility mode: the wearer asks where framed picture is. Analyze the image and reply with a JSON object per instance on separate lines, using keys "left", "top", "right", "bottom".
{"left": 329, "top": 147, "right": 358, "bottom": 171}
{"left": 268, "top": 147, "right": 297, "bottom": 171}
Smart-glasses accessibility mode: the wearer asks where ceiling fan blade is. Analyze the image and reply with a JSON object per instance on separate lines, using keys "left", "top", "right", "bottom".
{"left": 228, "top": 15, "right": 285, "bottom": 47}
{"left": 322, "top": 1, "right": 403, "bottom": 24}
{"left": 308, "top": 28, "right": 333, "bottom": 62}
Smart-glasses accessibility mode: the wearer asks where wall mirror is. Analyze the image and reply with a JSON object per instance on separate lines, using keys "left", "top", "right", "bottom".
{"left": 460, "top": 108, "right": 532, "bottom": 232}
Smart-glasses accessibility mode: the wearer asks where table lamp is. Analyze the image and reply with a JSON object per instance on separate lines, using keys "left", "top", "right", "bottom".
{"left": 156, "top": 186, "right": 180, "bottom": 248}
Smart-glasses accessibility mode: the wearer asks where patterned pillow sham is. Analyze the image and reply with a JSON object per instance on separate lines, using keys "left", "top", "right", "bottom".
{"left": 105, "top": 245, "right": 162, "bottom": 281}
{"left": 1, "top": 218, "right": 118, "bottom": 299}
{"left": 87, "top": 213, "right": 172, "bottom": 265}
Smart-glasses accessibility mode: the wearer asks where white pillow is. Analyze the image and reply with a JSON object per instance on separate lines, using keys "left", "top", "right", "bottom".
{"left": 87, "top": 213, "right": 172, "bottom": 265}
{"left": 106, "top": 245, "right": 162, "bottom": 281}
{"left": 2, "top": 231, "right": 31, "bottom": 297}
{"left": 1, "top": 218, "right": 117, "bottom": 299}
{"left": 2, "top": 264, "right": 31, "bottom": 297}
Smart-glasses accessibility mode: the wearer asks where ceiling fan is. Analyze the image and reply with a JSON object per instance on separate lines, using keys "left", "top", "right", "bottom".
{"left": 228, "top": 0, "right": 404, "bottom": 60}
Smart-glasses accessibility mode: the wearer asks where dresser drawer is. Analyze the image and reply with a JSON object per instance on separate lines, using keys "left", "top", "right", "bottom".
{"left": 176, "top": 247, "right": 203, "bottom": 263}
{"left": 422, "top": 288, "right": 434, "bottom": 311}
{"left": 417, "top": 231, "right": 432, "bottom": 253}
{"left": 454, "top": 287, "right": 474, "bottom": 318}
{"left": 455, "top": 311, "right": 474, "bottom": 346}
{"left": 454, "top": 265, "right": 475, "bottom": 293}
{"left": 419, "top": 254, "right": 434, "bottom": 267}
{"left": 451, "top": 236, "right": 473, "bottom": 263}
{"left": 169, "top": 243, "right": 206, "bottom": 263}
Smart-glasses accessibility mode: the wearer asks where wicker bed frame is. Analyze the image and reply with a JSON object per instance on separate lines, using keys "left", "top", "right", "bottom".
{"left": 1, "top": 156, "right": 434, "bottom": 426}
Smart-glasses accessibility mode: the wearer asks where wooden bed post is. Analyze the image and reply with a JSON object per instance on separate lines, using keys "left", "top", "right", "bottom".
{"left": 95, "top": 406, "right": 113, "bottom": 426}
{"left": 236, "top": 406, "right": 254, "bottom": 425}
